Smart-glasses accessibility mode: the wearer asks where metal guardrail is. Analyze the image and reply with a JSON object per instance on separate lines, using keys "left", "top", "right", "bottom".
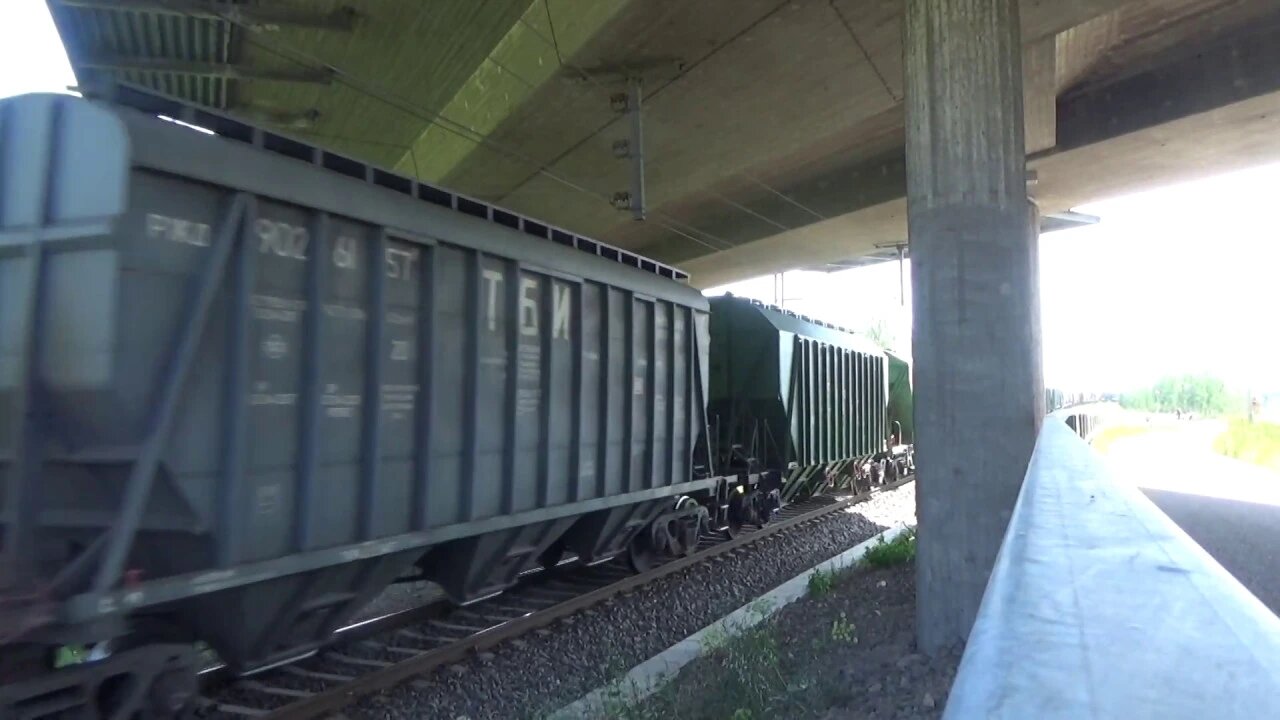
{"left": 945, "top": 419, "right": 1280, "bottom": 719}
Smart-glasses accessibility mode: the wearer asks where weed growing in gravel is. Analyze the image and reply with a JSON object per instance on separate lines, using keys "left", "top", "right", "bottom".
{"left": 748, "top": 596, "right": 774, "bottom": 618}
{"left": 592, "top": 668, "right": 710, "bottom": 720}
{"left": 597, "top": 677, "right": 639, "bottom": 718}
{"left": 702, "top": 625, "right": 730, "bottom": 652}
{"left": 808, "top": 567, "right": 836, "bottom": 596}
{"left": 611, "top": 625, "right": 804, "bottom": 719}
{"left": 863, "top": 528, "right": 917, "bottom": 568}
{"left": 829, "top": 612, "right": 857, "bottom": 644}
{"left": 599, "top": 652, "right": 638, "bottom": 690}
{"left": 586, "top": 653, "right": 664, "bottom": 720}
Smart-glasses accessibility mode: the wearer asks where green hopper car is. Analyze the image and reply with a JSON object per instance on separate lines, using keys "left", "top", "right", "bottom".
{"left": 707, "top": 296, "right": 914, "bottom": 504}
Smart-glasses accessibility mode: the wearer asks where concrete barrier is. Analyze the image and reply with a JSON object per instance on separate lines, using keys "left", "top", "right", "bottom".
{"left": 1049, "top": 401, "right": 1118, "bottom": 442}
{"left": 944, "top": 419, "right": 1280, "bottom": 719}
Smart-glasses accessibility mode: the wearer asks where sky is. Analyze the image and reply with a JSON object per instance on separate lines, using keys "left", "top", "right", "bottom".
{"left": 3, "top": 0, "right": 1276, "bottom": 394}
{"left": 0, "top": 1, "right": 74, "bottom": 99}
{"left": 710, "top": 168, "right": 1280, "bottom": 393}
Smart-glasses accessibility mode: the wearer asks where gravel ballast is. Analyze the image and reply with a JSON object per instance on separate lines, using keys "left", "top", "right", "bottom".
{"left": 345, "top": 482, "right": 917, "bottom": 720}
{"left": 353, "top": 580, "right": 443, "bottom": 622}
{"left": 624, "top": 559, "right": 960, "bottom": 719}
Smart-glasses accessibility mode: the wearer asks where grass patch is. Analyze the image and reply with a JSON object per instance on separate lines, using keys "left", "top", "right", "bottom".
{"left": 807, "top": 567, "right": 837, "bottom": 596}
{"left": 1214, "top": 419, "right": 1280, "bottom": 472}
{"left": 595, "top": 625, "right": 805, "bottom": 720}
{"left": 828, "top": 613, "right": 857, "bottom": 644}
{"left": 862, "top": 528, "right": 916, "bottom": 569}
{"left": 592, "top": 557, "right": 924, "bottom": 720}
{"left": 589, "top": 539, "right": 919, "bottom": 720}
{"left": 810, "top": 528, "right": 917, "bottom": 593}
{"left": 1091, "top": 424, "right": 1153, "bottom": 453}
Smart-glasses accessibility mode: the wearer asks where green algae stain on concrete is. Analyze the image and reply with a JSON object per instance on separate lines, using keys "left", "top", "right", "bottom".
{"left": 237, "top": 1, "right": 532, "bottom": 168}
{"left": 394, "top": 0, "right": 629, "bottom": 182}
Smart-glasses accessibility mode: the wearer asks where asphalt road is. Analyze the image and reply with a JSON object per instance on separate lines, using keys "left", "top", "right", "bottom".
{"left": 1104, "top": 421, "right": 1280, "bottom": 616}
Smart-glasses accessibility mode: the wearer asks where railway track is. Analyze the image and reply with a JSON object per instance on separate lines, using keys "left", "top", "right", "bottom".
{"left": 203, "top": 477, "right": 913, "bottom": 719}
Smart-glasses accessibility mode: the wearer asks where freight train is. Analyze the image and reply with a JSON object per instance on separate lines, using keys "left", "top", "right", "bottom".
{"left": 0, "top": 86, "right": 912, "bottom": 718}
{"left": 708, "top": 295, "right": 914, "bottom": 509}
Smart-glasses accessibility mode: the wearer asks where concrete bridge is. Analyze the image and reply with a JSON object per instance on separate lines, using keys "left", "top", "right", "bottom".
{"left": 45, "top": 0, "right": 1280, "bottom": 702}
{"left": 47, "top": 0, "right": 1280, "bottom": 284}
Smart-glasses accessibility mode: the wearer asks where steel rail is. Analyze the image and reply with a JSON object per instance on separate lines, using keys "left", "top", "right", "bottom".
{"left": 230, "top": 476, "right": 913, "bottom": 719}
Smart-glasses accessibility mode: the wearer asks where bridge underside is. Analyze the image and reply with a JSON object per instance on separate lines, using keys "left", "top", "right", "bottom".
{"left": 49, "top": 0, "right": 1280, "bottom": 286}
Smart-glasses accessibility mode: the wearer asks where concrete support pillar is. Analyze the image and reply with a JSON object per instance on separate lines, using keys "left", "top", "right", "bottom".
{"left": 904, "top": 0, "right": 1045, "bottom": 652}
{"left": 1028, "top": 201, "right": 1045, "bottom": 415}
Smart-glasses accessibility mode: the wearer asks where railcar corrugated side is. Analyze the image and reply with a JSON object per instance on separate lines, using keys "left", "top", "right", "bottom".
{"left": 0, "top": 92, "right": 713, "bottom": 677}
{"left": 886, "top": 351, "right": 914, "bottom": 445}
{"left": 707, "top": 296, "right": 888, "bottom": 501}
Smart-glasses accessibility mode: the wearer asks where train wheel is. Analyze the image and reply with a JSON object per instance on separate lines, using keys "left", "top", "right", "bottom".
{"left": 672, "top": 497, "right": 705, "bottom": 556}
{"left": 725, "top": 492, "right": 746, "bottom": 539}
{"left": 626, "top": 531, "right": 658, "bottom": 573}
{"left": 1, "top": 644, "right": 199, "bottom": 720}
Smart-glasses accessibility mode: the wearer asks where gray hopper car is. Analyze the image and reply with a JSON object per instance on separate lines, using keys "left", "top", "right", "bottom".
{"left": 0, "top": 90, "right": 763, "bottom": 718}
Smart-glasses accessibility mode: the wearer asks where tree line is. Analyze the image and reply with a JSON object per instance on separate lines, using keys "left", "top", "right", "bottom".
{"left": 1121, "top": 374, "right": 1235, "bottom": 416}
